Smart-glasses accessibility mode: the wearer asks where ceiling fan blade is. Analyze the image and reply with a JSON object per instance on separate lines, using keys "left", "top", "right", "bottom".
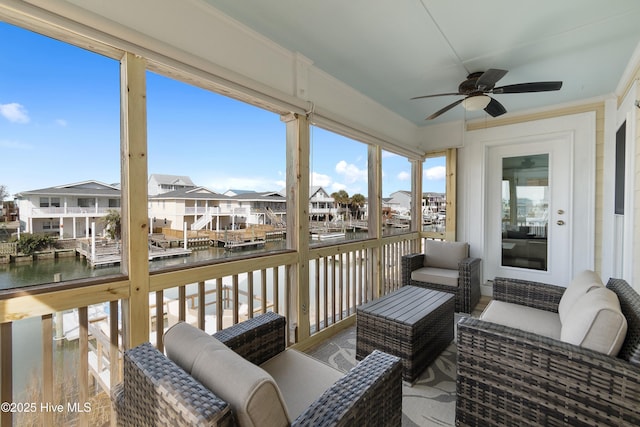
{"left": 426, "top": 99, "right": 463, "bottom": 120}
{"left": 484, "top": 97, "right": 507, "bottom": 117}
{"left": 411, "top": 92, "right": 461, "bottom": 100}
{"left": 476, "top": 69, "right": 508, "bottom": 91}
{"left": 492, "top": 81, "right": 563, "bottom": 94}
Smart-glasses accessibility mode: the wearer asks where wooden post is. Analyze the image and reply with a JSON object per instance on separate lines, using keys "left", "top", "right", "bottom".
{"left": 445, "top": 148, "right": 457, "bottom": 241}
{"left": 120, "top": 52, "right": 150, "bottom": 349}
{"left": 283, "top": 113, "right": 310, "bottom": 342}
{"left": 78, "top": 307, "right": 89, "bottom": 426}
{"left": 368, "top": 145, "right": 382, "bottom": 298}
{"left": 411, "top": 158, "right": 423, "bottom": 253}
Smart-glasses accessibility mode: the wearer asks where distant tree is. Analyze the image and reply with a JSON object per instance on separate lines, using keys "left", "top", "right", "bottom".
{"left": 349, "top": 193, "right": 366, "bottom": 219}
{"left": 102, "top": 209, "right": 121, "bottom": 240}
{"left": 0, "top": 185, "right": 8, "bottom": 201}
{"left": 330, "top": 190, "right": 350, "bottom": 219}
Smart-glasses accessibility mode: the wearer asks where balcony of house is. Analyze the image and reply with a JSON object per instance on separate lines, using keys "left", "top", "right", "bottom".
{"left": 29, "top": 206, "right": 120, "bottom": 217}
{"left": 0, "top": 231, "right": 428, "bottom": 426}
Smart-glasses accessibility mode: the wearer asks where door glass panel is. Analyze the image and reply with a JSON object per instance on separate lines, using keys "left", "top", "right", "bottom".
{"left": 501, "top": 154, "right": 548, "bottom": 271}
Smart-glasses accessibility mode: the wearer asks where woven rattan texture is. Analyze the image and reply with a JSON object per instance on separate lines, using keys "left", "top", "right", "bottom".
{"left": 292, "top": 350, "right": 402, "bottom": 427}
{"left": 114, "top": 342, "right": 234, "bottom": 427}
{"left": 456, "top": 278, "right": 640, "bottom": 426}
{"left": 213, "top": 311, "right": 285, "bottom": 365}
{"left": 113, "top": 312, "right": 402, "bottom": 426}
{"left": 401, "top": 252, "right": 481, "bottom": 313}
{"left": 356, "top": 286, "right": 454, "bottom": 382}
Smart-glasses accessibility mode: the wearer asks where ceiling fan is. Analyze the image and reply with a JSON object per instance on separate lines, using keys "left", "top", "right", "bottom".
{"left": 411, "top": 69, "right": 562, "bottom": 120}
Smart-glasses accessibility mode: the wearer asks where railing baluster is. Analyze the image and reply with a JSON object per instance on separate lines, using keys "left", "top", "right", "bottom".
{"left": 216, "top": 278, "right": 223, "bottom": 332}
{"left": 315, "top": 258, "right": 320, "bottom": 332}
{"left": 346, "top": 252, "right": 352, "bottom": 316}
{"left": 338, "top": 253, "right": 344, "bottom": 320}
{"left": 42, "top": 314, "right": 54, "bottom": 427}
{"left": 198, "top": 281, "right": 205, "bottom": 330}
{"left": 247, "top": 271, "right": 254, "bottom": 318}
{"left": 233, "top": 275, "right": 239, "bottom": 324}
{"left": 78, "top": 306, "right": 89, "bottom": 426}
{"left": 178, "top": 286, "right": 186, "bottom": 322}
{"left": 109, "top": 301, "right": 120, "bottom": 386}
{"left": 323, "top": 256, "right": 328, "bottom": 329}
{"left": 1, "top": 322, "right": 12, "bottom": 427}
{"left": 273, "top": 267, "right": 279, "bottom": 314}
{"left": 261, "top": 269, "right": 267, "bottom": 314}
{"left": 331, "top": 255, "right": 336, "bottom": 325}
{"left": 155, "top": 290, "right": 164, "bottom": 352}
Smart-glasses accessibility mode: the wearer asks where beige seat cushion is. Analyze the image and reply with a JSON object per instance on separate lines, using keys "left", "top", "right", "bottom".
{"left": 261, "top": 349, "right": 343, "bottom": 420}
{"left": 410, "top": 266, "right": 459, "bottom": 287}
{"left": 480, "top": 300, "right": 562, "bottom": 340}
{"left": 164, "top": 322, "right": 290, "bottom": 427}
{"left": 424, "top": 240, "right": 468, "bottom": 270}
{"left": 561, "top": 287, "right": 628, "bottom": 356}
{"left": 558, "top": 270, "right": 604, "bottom": 323}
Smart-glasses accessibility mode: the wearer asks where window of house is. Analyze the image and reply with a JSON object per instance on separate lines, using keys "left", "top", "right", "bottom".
{"left": 382, "top": 150, "right": 412, "bottom": 236}
{"left": 146, "top": 70, "right": 286, "bottom": 270}
{"left": 0, "top": 22, "right": 120, "bottom": 290}
{"left": 422, "top": 153, "right": 450, "bottom": 239}
{"left": 309, "top": 126, "right": 368, "bottom": 246}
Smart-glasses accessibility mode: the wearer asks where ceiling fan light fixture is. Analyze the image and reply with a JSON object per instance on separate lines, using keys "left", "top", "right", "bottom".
{"left": 462, "top": 94, "right": 491, "bottom": 111}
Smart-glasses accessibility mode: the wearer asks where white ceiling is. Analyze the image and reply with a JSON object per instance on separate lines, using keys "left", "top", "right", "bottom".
{"left": 203, "top": 0, "right": 640, "bottom": 126}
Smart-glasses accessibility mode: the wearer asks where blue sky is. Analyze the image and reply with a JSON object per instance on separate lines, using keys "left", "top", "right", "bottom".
{"left": 0, "top": 22, "right": 445, "bottom": 199}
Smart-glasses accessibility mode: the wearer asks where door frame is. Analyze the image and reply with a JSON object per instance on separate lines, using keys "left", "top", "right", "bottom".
{"left": 460, "top": 112, "right": 596, "bottom": 287}
{"left": 485, "top": 136, "right": 571, "bottom": 284}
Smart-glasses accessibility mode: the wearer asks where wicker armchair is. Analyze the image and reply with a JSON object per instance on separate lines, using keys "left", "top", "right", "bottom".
{"left": 456, "top": 277, "right": 640, "bottom": 426}
{"left": 401, "top": 241, "right": 481, "bottom": 313}
{"left": 112, "top": 312, "right": 402, "bottom": 427}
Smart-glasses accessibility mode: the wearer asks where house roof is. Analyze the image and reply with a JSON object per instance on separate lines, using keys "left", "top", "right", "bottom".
{"left": 15, "top": 180, "right": 121, "bottom": 198}
{"left": 149, "top": 174, "right": 195, "bottom": 187}
{"left": 149, "top": 186, "right": 231, "bottom": 200}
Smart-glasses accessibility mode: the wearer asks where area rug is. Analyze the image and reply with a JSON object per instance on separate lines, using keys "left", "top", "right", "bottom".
{"left": 306, "top": 325, "right": 457, "bottom": 427}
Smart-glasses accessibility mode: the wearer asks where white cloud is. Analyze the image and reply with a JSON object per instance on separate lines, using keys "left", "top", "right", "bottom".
{"left": 330, "top": 182, "right": 347, "bottom": 193}
{"left": 0, "top": 103, "right": 30, "bottom": 123}
{"left": 424, "top": 165, "right": 446, "bottom": 180}
{"left": 335, "top": 160, "right": 367, "bottom": 184}
{"left": 311, "top": 171, "right": 333, "bottom": 187}
{"left": 397, "top": 171, "right": 410, "bottom": 181}
{"left": 55, "top": 119, "right": 68, "bottom": 127}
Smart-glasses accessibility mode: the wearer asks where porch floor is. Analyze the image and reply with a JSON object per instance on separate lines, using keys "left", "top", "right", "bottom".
{"left": 304, "top": 297, "right": 488, "bottom": 426}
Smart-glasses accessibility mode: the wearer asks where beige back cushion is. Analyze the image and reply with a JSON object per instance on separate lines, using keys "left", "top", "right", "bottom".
{"left": 558, "top": 270, "right": 604, "bottom": 323}
{"left": 560, "top": 287, "right": 628, "bottom": 356}
{"left": 424, "top": 240, "right": 468, "bottom": 270}
{"left": 164, "top": 322, "right": 290, "bottom": 427}
{"left": 164, "top": 321, "right": 228, "bottom": 373}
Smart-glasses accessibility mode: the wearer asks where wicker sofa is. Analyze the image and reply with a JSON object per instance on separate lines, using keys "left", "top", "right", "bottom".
{"left": 456, "top": 277, "right": 640, "bottom": 426}
{"left": 401, "top": 240, "right": 481, "bottom": 313}
{"left": 112, "top": 311, "right": 402, "bottom": 427}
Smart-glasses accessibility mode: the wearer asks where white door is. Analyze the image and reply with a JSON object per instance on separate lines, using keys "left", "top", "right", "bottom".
{"left": 485, "top": 136, "right": 572, "bottom": 284}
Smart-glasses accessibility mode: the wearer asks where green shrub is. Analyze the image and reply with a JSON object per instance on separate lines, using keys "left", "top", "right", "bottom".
{"left": 15, "top": 233, "right": 56, "bottom": 255}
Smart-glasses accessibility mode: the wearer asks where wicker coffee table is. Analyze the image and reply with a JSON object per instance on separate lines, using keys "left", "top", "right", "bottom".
{"left": 356, "top": 286, "right": 454, "bottom": 383}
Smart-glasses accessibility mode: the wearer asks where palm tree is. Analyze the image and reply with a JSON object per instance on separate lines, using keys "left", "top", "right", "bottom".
{"left": 350, "top": 193, "right": 366, "bottom": 219}
{"left": 331, "top": 190, "right": 350, "bottom": 220}
{"left": 102, "top": 209, "right": 121, "bottom": 240}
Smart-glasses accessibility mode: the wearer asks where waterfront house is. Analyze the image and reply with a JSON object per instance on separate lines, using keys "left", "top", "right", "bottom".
{"left": 14, "top": 180, "right": 121, "bottom": 238}
{"left": 2, "top": 1, "right": 640, "bottom": 426}
{"left": 148, "top": 174, "right": 196, "bottom": 196}
{"left": 309, "top": 186, "right": 338, "bottom": 221}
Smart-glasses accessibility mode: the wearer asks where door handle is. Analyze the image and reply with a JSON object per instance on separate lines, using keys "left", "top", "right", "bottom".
{"left": 557, "top": 220, "right": 565, "bottom": 226}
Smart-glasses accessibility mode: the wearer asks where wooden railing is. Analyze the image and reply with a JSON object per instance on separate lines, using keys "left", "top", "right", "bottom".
{"left": 0, "top": 234, "right": 419, "bottom": 426}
